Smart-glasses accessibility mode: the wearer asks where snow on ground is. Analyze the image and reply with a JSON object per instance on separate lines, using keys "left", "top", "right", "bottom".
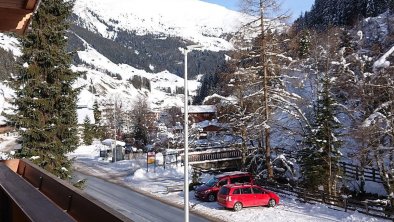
{"left": 373, "top": 44, "right": 394, "bottom": 72}
{"left": 68, "top": 142, "right": 388, "bottom": 222}
{"left": 0, "top": 136, "right": 19, "bottom": 153}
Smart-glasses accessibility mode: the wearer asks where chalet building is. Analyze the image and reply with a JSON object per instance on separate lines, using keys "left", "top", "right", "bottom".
{"left": 193, "top": 119, "right": 228, "bottom": 137}
{"left": 173, "top": 122, "right": 183, "bottom": 133}
{"left": 0, "top": 0, "right": 41, "bottom": 35}
{"left": 146, "top": 110, "right": 160, "bottom": 132}
{"left": 182, "top": 105, "right": 217, "bottom": 123}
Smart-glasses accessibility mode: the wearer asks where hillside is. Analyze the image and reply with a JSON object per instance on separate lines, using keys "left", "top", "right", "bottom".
{"left": 0, "top": 0, "right": 250, "bottom": 121}
{"left": 294, "top": 0, "right": 393, "bottom": 29}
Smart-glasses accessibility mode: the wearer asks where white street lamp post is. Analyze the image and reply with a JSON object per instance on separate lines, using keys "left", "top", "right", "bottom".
{"left": 114, "top": 99, "right": 117, "bottom": 163}
{"left": 183, "top": 45, "right": 202, "bottom": 222}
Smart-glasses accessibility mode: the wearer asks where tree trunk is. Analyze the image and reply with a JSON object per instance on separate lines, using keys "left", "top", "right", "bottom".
{"left": 241, "top": 127, "right": 247, "bottom": 166}
{"left": 259, "top": 1, "right": 274, "bottom": 179}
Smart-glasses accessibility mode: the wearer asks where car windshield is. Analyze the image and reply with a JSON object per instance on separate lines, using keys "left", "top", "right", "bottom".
{"left": 205, "top": 176, "right": 218, "bottom": 187}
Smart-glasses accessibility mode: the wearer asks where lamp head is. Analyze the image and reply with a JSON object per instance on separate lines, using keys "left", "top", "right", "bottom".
{"left": 185, "top": 44, "right": 204, "bottom": 51}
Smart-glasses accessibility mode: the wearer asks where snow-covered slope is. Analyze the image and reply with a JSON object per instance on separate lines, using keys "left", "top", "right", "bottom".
{"left": 73, "top": 0, "right": 248, "bottom": 51}
{"left": 0, "top": 32, "right": 200, "bottom": 120}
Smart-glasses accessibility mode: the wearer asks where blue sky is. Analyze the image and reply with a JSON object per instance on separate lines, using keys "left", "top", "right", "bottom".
{"left": 201, "top": 0, "right": 314, "bottom": 22}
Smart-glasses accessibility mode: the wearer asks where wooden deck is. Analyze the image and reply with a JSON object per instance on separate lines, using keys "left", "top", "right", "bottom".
{"left": 0, "top": 159, "right": 132, "bottom": 222}
{"left": 0, "top": 161, "right": 74, "bottom": 222}
{"left": 0, "top": 0, "right": 40, "bottom": 34}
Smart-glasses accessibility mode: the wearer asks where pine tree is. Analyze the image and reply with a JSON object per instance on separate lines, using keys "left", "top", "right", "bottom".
{"left": 130, "top": 96, "right": 150, "bottom": 147}
{"left": 7, "top": 0, "right": 80, "bottom": 180}
{"left": 299, "top": 30, "right": 311, "bottom": 58}
{"left": 300, "top": 73, "right": 342, "bottom": 195}
{"left": 299, "top": 30, "right": 343, "bottom": 195}
{"left": 83, "top": 116, "right": 93, "bottom": 145}
{"left": 92, "top": 100, "right": 103, "bottom": 139}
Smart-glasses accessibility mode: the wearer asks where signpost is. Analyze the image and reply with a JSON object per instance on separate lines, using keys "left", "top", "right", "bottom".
{"left": 147, "top": 152, "right": 156, "bottom": 172}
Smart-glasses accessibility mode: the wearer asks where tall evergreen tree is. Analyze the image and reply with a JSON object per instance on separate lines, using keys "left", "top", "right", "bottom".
{"left": 7, "top": 0, "right": 80, "bottom": 180}
{"left": 299, "top": 30, "right": 343, "bottom": 195}
{"left": 300, "top": 73, "right": 343, "bottom": 195}
{"left": 83, "top": 116, "right": 93, "bottom": 145}
{"left": 299, "top": 30, "right": 311, "bottom": 58}
{"left": 92, "top": 100, "right": 103, "bottom": 139}
{"left": 93, "top": 100, "right": 101, "bottom": 124}
{"left": 193, "top": 72, "right": 219, "bottom": 105}
{"left": 130, "top": 96, "right": 150, "bottom": 147}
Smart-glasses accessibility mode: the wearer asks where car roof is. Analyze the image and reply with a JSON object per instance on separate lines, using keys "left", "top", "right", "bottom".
{"left": 215, "top": 171, "right": 251, "bottom": 178}
{"left": 222, "top": 183, "right": 255, "bottom": 188}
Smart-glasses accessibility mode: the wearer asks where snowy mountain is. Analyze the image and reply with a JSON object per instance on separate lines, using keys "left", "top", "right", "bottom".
{"left": 67, "top": 0, "right": 250, "bottom": 110}
{"left": 72, "top": 0, "right": 245, "bottom": 51}
{"left": 0, "top": 0, "right": 251, "bottom": 122}
{"left": 66, "top": 0, "right": 253, "bottom": 83}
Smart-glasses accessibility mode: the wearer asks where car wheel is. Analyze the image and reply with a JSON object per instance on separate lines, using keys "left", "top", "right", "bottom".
{"left": 268, "top": 199, "right": 276, "bottom": 207}
{"left": 233, "top": 202, "right": 243, "bottom": 211}
{"left": 208, "top": 194, "right": 215, "bottom": 202}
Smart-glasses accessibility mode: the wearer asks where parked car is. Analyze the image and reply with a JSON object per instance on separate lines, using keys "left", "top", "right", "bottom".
{"left": 217, "top": 184, "right": 280, "bottom": 211}
{"left": 194, "top": 171, "right": 254, "bottom": 202}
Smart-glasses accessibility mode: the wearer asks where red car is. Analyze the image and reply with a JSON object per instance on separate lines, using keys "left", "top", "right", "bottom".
{"left": 217, "top": 184, "right": 280, "bottom": 211}
{"left": 194, "top": 172, "right": 254, "bottom": 202}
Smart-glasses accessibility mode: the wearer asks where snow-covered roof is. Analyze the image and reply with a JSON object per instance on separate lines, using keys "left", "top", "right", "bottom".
{"left": 193, "top": 119, "right": 226, "bottom": 129}
{"left": 101, "top": 139, "right": 125, "bottom": 147}
{"left": 183, "top": 105, "right": 217, "bottom": 113}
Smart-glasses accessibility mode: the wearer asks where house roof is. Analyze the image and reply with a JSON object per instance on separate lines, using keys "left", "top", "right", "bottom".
{"left": 182, "top": 105, "right": 217, "bottom": 114}
{"left": 0, "top": 0, "right": 41, "bottom": 35}
{"left": 193, "top": 119, "right": 228, "bottom": 130}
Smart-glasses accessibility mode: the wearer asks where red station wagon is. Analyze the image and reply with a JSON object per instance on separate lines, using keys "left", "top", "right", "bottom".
{"left": 194, "top": 172, "right": 254, "bottom": 202}
{"left": 217, "top": 184, "right": 280, "bottom": 211}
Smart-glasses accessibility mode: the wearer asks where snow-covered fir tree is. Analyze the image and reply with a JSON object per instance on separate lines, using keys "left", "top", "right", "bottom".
{"left": 7, "top": 0, "right": 80, "bottom": 179}
{"left": 83, "top": 116, "right": 93, "bottom": 145}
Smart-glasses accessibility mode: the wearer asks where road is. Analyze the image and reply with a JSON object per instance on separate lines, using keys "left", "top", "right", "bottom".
{"left": 74, "top": 172, "right": 211, "bottom": 222}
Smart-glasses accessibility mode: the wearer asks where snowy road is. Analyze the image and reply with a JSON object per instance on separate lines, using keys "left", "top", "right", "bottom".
{"left": 70, "top": 145, "right": 387, "bottom": 222}
{"left": 74, "top": 172, "right": 210, "bottom": 222}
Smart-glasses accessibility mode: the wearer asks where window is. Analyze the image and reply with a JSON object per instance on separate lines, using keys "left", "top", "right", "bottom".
{"left": 230, "top": 176, "right": 251, "bottom": 184}
{"left": 232, "top": 189, "right": 241, "bottom": 194}
{"left": 205, "top": 177, "right": 218, "bottom": 187}
{"left": 241, "top": 187, "right": 252, "bottom": 194}
{"left": 252, "top": 187, "right": 263, "bottom": 194}
{"left": 218, "top": 179, "right": 228, "bottom": 187}
{"left": 230, "top": 177, "right": 241, "bottom": 184}
{"left": 219, "top": 187, "right": 230, "bottom": 195}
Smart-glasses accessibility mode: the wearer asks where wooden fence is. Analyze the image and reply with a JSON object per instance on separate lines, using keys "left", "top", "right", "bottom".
{"left": 260, "top": 181, "right": 393, "bottom": 220}
{"left": 271, "top": 147, "right": 384, "bottom": 184}
{"left": 177, "top": 147, "right": 384, "bottom": 184}
{"left": 339, "top": 162, "right": 382, "bottom": 183}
